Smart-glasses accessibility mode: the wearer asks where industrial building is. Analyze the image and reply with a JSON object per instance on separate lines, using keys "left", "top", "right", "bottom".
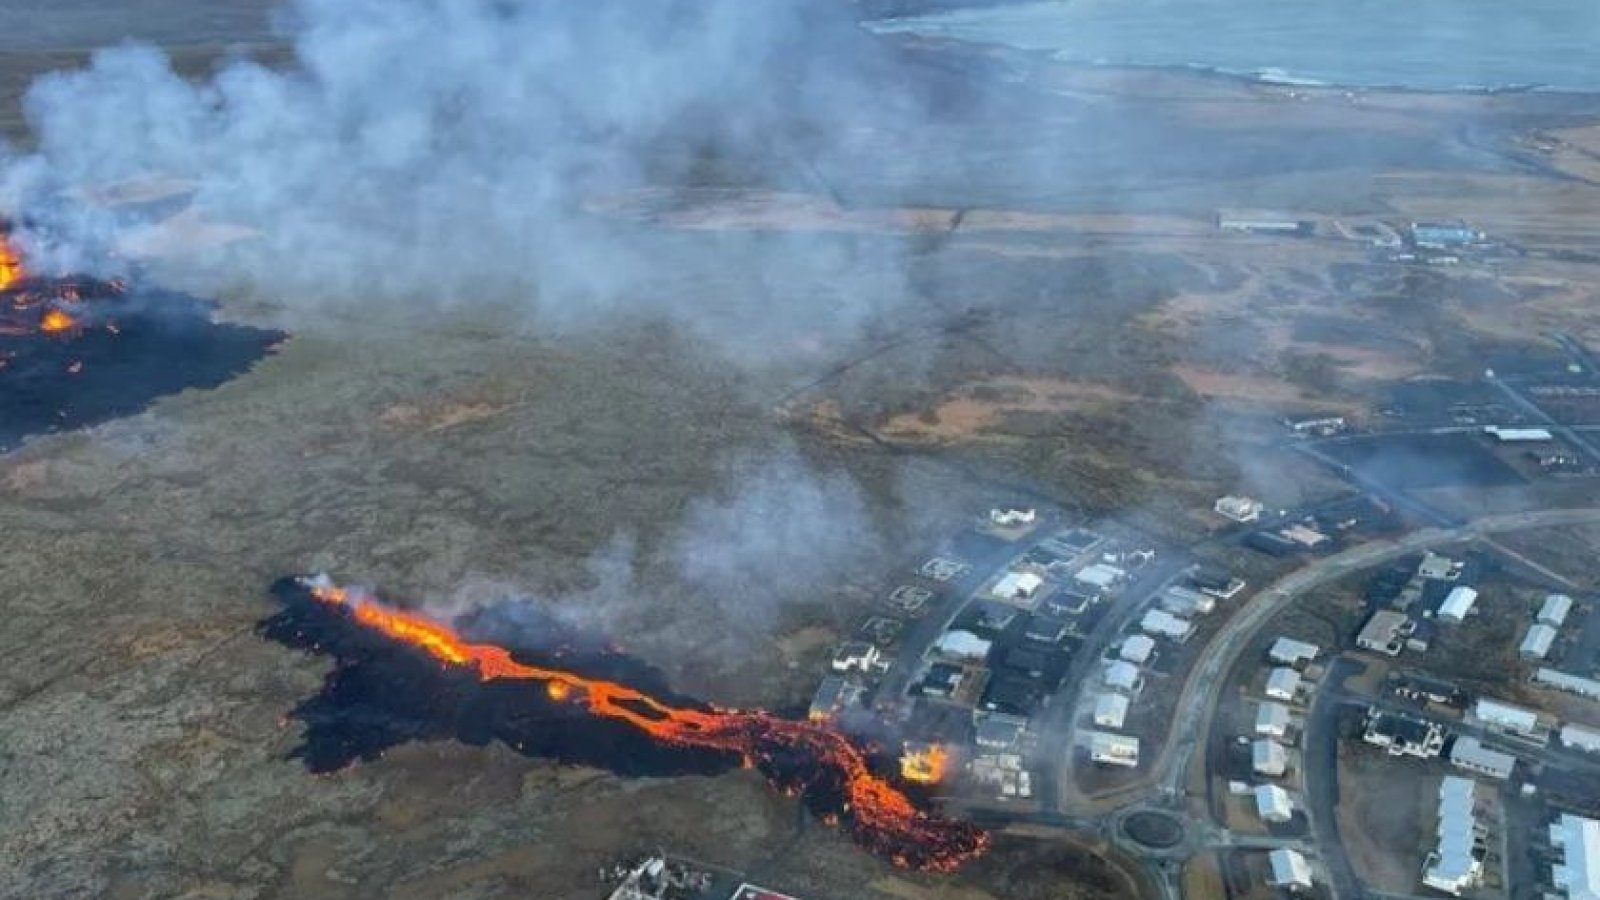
{"left": 1255, "top": 702, "right": 1292, "bottom": 738}
{"left": 1423, "top": 776, "right": 1485, "bottom": 896}
{"left": 1535, "top": 668, "right": 1600, "bottom": 700}
{"left": 1484, "top": 426, "right": 1555, "bottom": 442}
{"left": 1218, "top": 210, "right": 1313, "bottom": 236}
{"left": 1214, "top": 495, "right": 1265, "bottom": 523}
{"left": 1362, "top": 711, "right": 1444, "bottom": 758}
{"left": 1119, "top": 634, "right": 1156, "bottom": 664}
{"left": 1264, "top": 667, "right": 1302, "bottom": 702}
{"left": 1520, "top": 623, "right": 1558, "bottom": 660}
{"left": 1267, "top": 848, "right": 1314, "bottom": 890}
{"left": 1093, "top": 693, "right": 1130, "bottom": 729}
{"left": 1269, "top": 637, "right": 1319, "bottom": 668}
{"left": 1548, "top": 813, "right": 1600, "bottom": 900}
{"left": 1540, "top": 593, "right": 1575, "bottom": 627}
{"left": 1086, "top": 730, "right": 1140, "bottom": 767}
{"left": 1473, "top": 698, "right": 1540, "bottom": 736}
{"left": 1418, "top": 552, "right": 1461, "bottom": 581}
{"left": 1561, "top": 724, "right": 1600, "bottom": 755}
{"left": 1252, "top": 739, "right": 1289, "bottom": 776}
{"left": 1448, "top": 736, "right": 1516, "bottom": 781}
{"left": 1255, "top": 784, "right": 1294, "bottom": 823}
{"left": 1439, "top": 586, "right": 1480, "bottom": 623}
{"left": 1356, "top": 610, "right": 1413, "bottom": 656}
{"left": 1140, "top": 609, "right": 1193, "bottom": 642}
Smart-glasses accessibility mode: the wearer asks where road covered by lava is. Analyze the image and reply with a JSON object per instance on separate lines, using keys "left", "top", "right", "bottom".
{"left": 0, "top": 229, "right": 284, "bottom": 451}
{"left": 261, "top": 575, "right": 990, "bottom": 872}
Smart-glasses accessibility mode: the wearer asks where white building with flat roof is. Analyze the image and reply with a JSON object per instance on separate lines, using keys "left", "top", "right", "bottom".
{"left": 1075, "top": 563, "right": 1125, "bottom": 590}
{"left": 1119, "top": 634, "right": 1155, "bottom": 664}
{"left": 1439, "top": 586, "right": 1479, "bottom": 623}
{"left": 1268, "top": 849, "right": 1313, "bottom": 889}
{"left": 1449, "top": 736, "right": 1516, "bottom": 780}
{"left": 1269, "top": 637, "right": 1319, "bottom": 667}
{"left": 933, "top": 629, "right": 991, "bottom": 662}
{"left": 1093, "top": 693, "right": 1130, "bottom": 729}
{"left": 1424, "top": 776, "right": 1485, "bottom": 896}
{"left": 1474, "top": 698, "right": 1539, "bottom": 735}
{"left": 1215, "top": 495, "right": 1265, "bottom": 523}
{"left": 1252, "top": 739, "right": 1289, "bottom": 776}
{"left": 1521, "top": 623, "right": 1558, "bottom": 660}
{"left": 1561, "top": 724, "right": 1600, "bottom": 755}
{"left": 1255, "top": 784, "right": 1294, "bottom": 823}
{"left": 1549, "top": 813, "right": 1600, "bottom": 900}
{"left": 989, "top": 507, "right": 1037, "bottom": 527}
{"left": 1255, "top": 702, "right": 1292, "bottom": 738}
{"left": 1265, "top": 667, "right": 1303, "bottom": 702}
{"left": 1086, "top": 730, "right": 1140, "bottom": 768}
{"left": 1541, "top": 593, "right": 1575, "bottom": 627}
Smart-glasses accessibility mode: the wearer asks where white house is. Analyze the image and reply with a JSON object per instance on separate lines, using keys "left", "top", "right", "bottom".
{"left": 1267, "top": 849, "right": 1313, "bottom": 890}
{"left": 933, "top": 629, "right": 992, "bottom": 662}
{"left": 1473, "top": 698, "right": 1540, "bottom": 735}
{"left": 1140, "top": 609, "right": 1193, "bottom": 642}
{"left": 1255, "top": 784, "right": 1294, "bottom": 823}
{"left": 1087, "top": 731, "right": 1140, "bottom": 767}
{"left": 1119, "top": 634, "right": 1156, "bottom": 664}
{"left": 1560, "top": 724, "right": 1600, "bottom": 755}
{"left": 1075, "top": 563, "right": 1126, "bottom": 590}
{"left": 993, "top": 570, "right": 1045, "bottom": 602}
{"left": 1255, "top": 702, "right": 1292, "bottom": 738}
{"left": 1104, "top": 660, "right": 1143, "bottom": 695}
{"left": 1449, "top": 736, "right": 1515, "bottom": 780}
{"left": 1265, "top": 668, "right": 1302, "bottom": 702}
{"left": 989, "top": 507, "right": 1037, "bottom": 527}
{"left": 1268, "top": 637, "right": 1319, "bottom": 667}
{"left": 1093, "top": 693, "right": 1130, "bottom": 729}
{"left": 1252, "top": 739, "right": 1288, "bottom": 776}
{"left": 1215, "top": 495, "right": 1265, "bottom": 523}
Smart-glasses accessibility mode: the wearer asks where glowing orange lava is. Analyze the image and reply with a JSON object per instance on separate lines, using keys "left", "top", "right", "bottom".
{"left": 303, "top": 577, "right": 988, "bottom": 870}
{"left": 0, "top": 235, "right": 23, "bottom": 292}
{"left": 899, "top": 742, "right": 949, "bottom": 785}
{"left": 39, "top": 309, "right": 78, "bottom": 334}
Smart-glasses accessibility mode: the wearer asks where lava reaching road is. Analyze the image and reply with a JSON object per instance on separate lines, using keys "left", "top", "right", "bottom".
{"left": 273, "top": 575, "right": 988, "bottom": 871}
{"left": 0, "top": 232, "right": 23, "bottom": 292}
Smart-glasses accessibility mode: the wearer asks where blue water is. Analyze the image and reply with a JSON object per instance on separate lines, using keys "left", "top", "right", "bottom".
{"left": 868, "top": 0, "right": 1600, "bottom": 92}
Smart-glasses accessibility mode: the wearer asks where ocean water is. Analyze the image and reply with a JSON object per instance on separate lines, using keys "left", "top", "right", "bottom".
{"left": 867, "top": 0, "right": 1600, "bottom": 92}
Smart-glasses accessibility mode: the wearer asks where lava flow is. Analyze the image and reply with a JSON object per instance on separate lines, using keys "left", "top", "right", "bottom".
{"left": 279, "top": 575, "right": 989, "bottom": 871}
{"left": 0, "top": 232, "right": 23, "bottom": 292}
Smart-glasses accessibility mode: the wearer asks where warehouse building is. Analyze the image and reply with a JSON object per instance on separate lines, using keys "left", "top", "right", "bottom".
{"left": 1549, "top": 813, "right": 1600, "bottom": 900}
{"left": 1439, "top": 586, "right": 1480, "bottom": 623}
{"left": 1423, "top": 776, "right": 1485, "bottom": 896}
{"left": 1104, "top": 660, "right": 1144, "bottom": 696}
{"left": 1473, "top": 698, "right": 1540, "bottom": 736}
{"left": 1535, "top": 668, "right": 1600, "bottom": 700}
{"left": 1540, "top": 593, "right": 1575, "bottom": 627}
{"left": 1356, "top": 610, "right": 1412, "bottom": 656}
{"left": 1561, "top": 724, "right": 1600, "bottom": 755}
{"left": 1520, "top": 623, "right": 1558, "bottom": 660}
{"left": 1448, "top": 736, "right": 1516, "bottom": 781}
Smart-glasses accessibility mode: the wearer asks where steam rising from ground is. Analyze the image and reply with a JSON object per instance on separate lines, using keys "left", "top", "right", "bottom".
{"left": 0, "top": 0, "right": 929, "bottom": 352}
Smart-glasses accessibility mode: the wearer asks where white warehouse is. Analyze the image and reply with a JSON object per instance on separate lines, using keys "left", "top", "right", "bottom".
{"left": 1438, "top": 586, "right": 1479, "bottom": 623}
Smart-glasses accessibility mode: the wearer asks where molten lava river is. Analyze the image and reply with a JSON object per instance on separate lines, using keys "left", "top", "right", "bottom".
{"left": 261, "top": 575, "right": 989, "bottom": 871}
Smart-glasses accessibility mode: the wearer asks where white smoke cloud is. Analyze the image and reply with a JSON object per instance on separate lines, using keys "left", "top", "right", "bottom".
{"left": 0, "top": 0, "right": 929, "bottom": 354}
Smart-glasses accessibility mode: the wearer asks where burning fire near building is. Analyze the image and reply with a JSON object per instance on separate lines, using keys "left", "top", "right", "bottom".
{"left": 261, "top": 575, "right": 989, "bottom": 872}
{"left": 0, "top": 226, "right": 283, "bottom": 451}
